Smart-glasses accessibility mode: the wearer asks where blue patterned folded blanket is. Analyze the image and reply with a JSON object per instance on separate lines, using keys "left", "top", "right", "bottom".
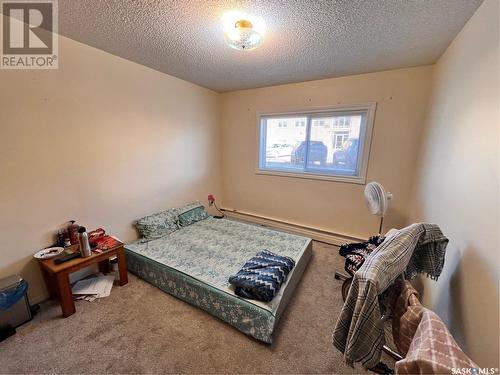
{"left": 228, "top": 250, "right": 295, "bottom": 302}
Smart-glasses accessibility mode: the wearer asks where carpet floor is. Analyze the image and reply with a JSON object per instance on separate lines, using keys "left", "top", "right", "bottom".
{"left": 0, "top": 241, "right": 392, "bottom": 374}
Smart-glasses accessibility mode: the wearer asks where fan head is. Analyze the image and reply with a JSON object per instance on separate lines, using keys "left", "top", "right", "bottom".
{"left": 364, "top": 182, "right": 392, "bottom": 216}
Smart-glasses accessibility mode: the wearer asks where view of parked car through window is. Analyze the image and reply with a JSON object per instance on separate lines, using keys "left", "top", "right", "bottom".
{"left": 259, "top": 109, "right": 371, "bottom": 180}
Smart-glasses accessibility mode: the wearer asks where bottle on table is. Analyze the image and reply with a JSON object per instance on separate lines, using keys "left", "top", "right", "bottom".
{"left": 77, "top": 227, "right": 92, "bottom": 258}
{"left": 63, "top": 229, "right": 71, "bottom": 247}
{"left": 68, "top": 220, "right": 79, "bottom": 245}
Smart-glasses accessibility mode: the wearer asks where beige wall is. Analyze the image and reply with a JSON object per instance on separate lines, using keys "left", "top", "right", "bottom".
{"left": 221, "top": 66, "right": 433, "bottom": 239}
{"left": 1, "top": 4, "right": 498, "bottom": 366}
{"left": 0, "top": 33, "right": 222, "bottom": 303}
{"left": 411, "top": 0, "right": 499, "bottom": 367}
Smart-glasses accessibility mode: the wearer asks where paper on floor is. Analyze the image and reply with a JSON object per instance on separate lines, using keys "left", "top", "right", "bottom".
{"left": 72, "top": 275, "right": 114, "bottom": 298}
{"left": 74, "top": 295, "right": 98, "bottom": 302}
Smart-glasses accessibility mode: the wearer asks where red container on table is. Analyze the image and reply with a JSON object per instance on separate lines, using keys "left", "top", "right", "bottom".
{"left": 68, "top": 220, "right": 80, "bottom": 245}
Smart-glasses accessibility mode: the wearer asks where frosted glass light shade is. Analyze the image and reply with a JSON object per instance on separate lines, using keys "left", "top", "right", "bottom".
{"left": 224, "top": 19, "right": 263, "bottom": 51}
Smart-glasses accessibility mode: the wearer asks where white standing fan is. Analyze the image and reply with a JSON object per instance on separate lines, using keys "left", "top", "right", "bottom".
{"left": 364, "top": 181, "right": 393, "bottom": 234}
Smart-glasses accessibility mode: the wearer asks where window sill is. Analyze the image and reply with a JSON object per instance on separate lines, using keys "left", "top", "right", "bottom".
{"left": 255, "top": 169, "right": 366, "bottom": 184}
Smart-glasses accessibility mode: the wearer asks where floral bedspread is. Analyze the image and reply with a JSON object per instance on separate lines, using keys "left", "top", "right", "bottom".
{"left": 125, "top": 217, "right": 310, "bottom": 314}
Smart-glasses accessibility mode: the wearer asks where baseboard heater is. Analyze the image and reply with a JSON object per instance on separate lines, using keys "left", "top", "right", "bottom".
{"left": 220, "top": 208, "right": 365, "bottom": 246}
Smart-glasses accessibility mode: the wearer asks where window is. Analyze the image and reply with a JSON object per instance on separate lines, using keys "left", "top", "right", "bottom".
{"left": 257, "top": 104, "right": 376, "bottom": 183}
{"left": 333, "top": 116, "right": 351, "bottom": 128}
{"left": 334, "top": 131, "right": 350, "bottom": 149}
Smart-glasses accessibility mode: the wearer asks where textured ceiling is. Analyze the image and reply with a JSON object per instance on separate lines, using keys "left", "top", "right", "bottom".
{"left": 55, "top": 0, "right": 482, "bottom": 92}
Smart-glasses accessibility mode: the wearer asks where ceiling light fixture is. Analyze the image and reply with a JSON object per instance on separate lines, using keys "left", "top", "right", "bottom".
{"left": 223, "top": 13, "right": 264, "bottom": 51}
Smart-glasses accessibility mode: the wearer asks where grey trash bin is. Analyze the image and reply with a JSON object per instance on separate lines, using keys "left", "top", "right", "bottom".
{"left": 0, "top": 275, "right": 32, "bottom": 328}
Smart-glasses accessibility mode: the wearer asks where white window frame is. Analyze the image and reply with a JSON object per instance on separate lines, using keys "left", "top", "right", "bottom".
{"left": 255, "top": 103, "right": 376, "bottom": 184}
{"left": 334, "top": 131, "right": 350, "bottom": 149}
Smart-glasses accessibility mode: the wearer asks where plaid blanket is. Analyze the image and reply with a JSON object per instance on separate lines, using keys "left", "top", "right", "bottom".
{"left": 228, "top": 250, "right": 295, "bottom": 302}
{"left": 332, "top": 223, "right": 448, "bottom": 368}
{"left": 392, "top": 279, "right": 477, "bottom": 374}
{"left": 391, "top": 278, "right": 421, "bottom": 355}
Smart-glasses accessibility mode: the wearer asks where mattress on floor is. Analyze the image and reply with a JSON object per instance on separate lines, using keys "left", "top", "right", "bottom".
{"left": 124, "top": 217, "right": 312, "bottom": 343}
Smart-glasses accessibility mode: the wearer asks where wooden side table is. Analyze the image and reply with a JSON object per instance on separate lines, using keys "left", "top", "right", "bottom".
{"left": 38, "top": 244, "right": 128, "bottom": 317}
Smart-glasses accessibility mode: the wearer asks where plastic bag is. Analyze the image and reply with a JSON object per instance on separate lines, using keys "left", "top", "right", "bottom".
{"left": 0, "top": 279, "right": 28, "bottom": 311}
